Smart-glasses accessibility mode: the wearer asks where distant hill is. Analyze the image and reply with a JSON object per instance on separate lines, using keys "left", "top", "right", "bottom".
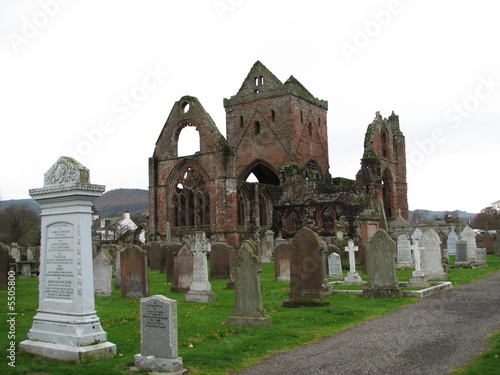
{"left": 0, "top": 189, "right": 149, "bottom": 218}
{"left": 0, "top": 199, "right": 41, "bottom": 214}
{"left": 94, "top": 189, "right": 149, "bottom": 217}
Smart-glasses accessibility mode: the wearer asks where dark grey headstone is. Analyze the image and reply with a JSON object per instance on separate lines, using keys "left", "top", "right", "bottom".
{"left": 456, "top": 240, "right": 469, "bottom": 263}
{"left": 283, "top": 227, "right": 328, "bottom": 307}
{"left": 228, "top": 240, "right": 271, "bottom": 327}
{"left": 363, "top": 229, "right": 402, "bottom": 299}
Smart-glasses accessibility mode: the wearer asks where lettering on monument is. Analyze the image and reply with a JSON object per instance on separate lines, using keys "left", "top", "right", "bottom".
{"left": 45, "top": 223, "right": 75, "bottom": 301}
{"left": 143, "top": 300, "right": 169, "bottom": 330}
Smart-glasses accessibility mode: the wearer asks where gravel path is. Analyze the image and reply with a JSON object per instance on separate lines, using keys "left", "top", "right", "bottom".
{"left": 236, "top": 271, "right": 500, "bottom": 375}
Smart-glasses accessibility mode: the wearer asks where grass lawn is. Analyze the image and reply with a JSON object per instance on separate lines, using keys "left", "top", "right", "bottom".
{"left": 1, "top": 254, "right": 499, "bottom": 375}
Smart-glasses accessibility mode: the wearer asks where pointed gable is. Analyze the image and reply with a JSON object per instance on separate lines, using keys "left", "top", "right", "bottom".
{"left": 224, "top": 61, "right": 327, "bottom": 109}
{"left": 153, "top": 95, "right": 225, "bottom": 160}
{"left": 228, "top": 61, "right": 284, "bottom": 102}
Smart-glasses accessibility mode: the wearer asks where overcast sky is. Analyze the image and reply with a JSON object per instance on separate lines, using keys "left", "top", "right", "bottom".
{"left": 1, "top": 0, "right": 499, "bottom": 213}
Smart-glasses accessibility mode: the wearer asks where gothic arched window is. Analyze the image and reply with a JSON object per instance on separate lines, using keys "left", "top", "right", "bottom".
{"left": 172, "top": 166, "right": 210, "bottom": 227}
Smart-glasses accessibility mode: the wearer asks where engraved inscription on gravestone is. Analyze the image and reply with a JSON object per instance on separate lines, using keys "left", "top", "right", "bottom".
{"left": 45, "top": 222, "right": 75, "bottom": 301}
{"left": 142, "top": 298, "right": 171, "bottom": 357}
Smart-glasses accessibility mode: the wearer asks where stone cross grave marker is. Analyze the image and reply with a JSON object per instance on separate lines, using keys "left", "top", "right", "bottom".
{"left": 228, "top": 240, "right": 272, "bottom": 327}
{"left": 344, "top": 239, "right": 364, "bottom": 285}
{"left": 283, "top": 227, "right": 329, "bottom": 307}
{"left": 93, "top": 249, "right": 113, "bottom": 297}
{"left": 408, "top": 239, "right": 429, "bottom": 288}
{"left": 420, "top": 228, "right": 447, "bottom": 280}
{"left": 186, "top": 232, "right": 216, "bottom": 303}
{"left": 363, "top": 229, "right": 402, "bottom": 299}
{"left": 134, "top": 295, "right": 186, "bottom": 374}
{"left": 20, "top": 156, "right": 116, "bottom": 363}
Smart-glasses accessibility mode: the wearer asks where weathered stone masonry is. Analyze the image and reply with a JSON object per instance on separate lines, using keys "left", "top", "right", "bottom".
{"left": 149, "top": 61, "right": 408, "bottom": 245}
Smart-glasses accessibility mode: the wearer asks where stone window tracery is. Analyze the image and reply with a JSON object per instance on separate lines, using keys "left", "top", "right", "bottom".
{"left": 172, "top": 167, "right": 210, "bottom": 227}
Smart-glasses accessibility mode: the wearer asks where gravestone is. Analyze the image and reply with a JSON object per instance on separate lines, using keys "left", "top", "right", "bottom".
{"left": 147, "top": 242, "right": 164, "bottom": 272}
{"left": 275, "top": 230, "right": 286, "bottom": 247}
{"left": 93, "top": 250, "right": 113, "bottom": 297}
{"left": 210, "top": 242, "right": 233, "bottom": 279}
{"left": 265, "top": 229, "right": 275, "bottom": 251}
{"left": 19, "top": 262, "right": 32, "bottom": 278}
{"left": 420, "top": 228, "right": 447, "bottom": 280}
{"left": 460, "top": 225, "right": 477, "bottom": 262}
{"left": 447, "top": 230, "right": 458, "bottom": 256}
{"left": 283, "top": 227, "right": 329, "bottom": 307}
{"left": 0, "top": 243, "right": 11, "bottom": 290}
{"left": 26, "top": 246, "right": 34, "bottom": 261}
{"left": 396, "top": 234, "right": 413, "bottom": 268}
{"left": 142, "top": 243, "right": 153, "bottom": 269}
{"left": 258, "top": 240, "right": 272, "bottom": 263}
{"left": 165, "top": 243, "right": 181, "bottom": 282}
{"left": 159, "top": 243, "right": 169, "bottom": 273}
{"left": 121, "top": 244, "right": 149, "bottom": 298}
{"left": 134, "top": 295, "right": 186, "bottom": 374}
{"left": 106, "top": 244, "right": 121, "bottom": 289}
{"left": 10, "top": 243, "right": 21, "bottom": 263}
{"left": 328, "top": 252, "right": 343, "bottom": 279}
{"left": 344, "top": 240, "right": 364, "bottom": 285}
{"left": 408, "top": 239, "right": 429, "bottom": 288}
{"left": 226, "top": 249, "right": 238, "bottom": 289}
{"left": 474, "top": 248, "right": 487, "bottom": 268}
{"left": 274, "top": 242, "right": 291, "bottom": 281}
{"left": 228, "top": 240, "right": 272, "bottom": 327}
{"left": 363, "top": 229, "right": 402, "bottom": 299}
{"left": 171, "top": 242, "right": 193, "bottom": 293}
{"left": 20, "top": 156, "right": 116, "bottom": 363}
{"left": 336, "top": 231, "right": 344, "bottom": 240}
{"left": 455, "top": 240, "right": 470, "bottom": 267}
{"left": 411, "top": 228, "right": 423, "bottom": 241}
{"left": 185, "top": 232, "right": 216, "bottom": 303}
{"left": 482, "top": 232, "right": 494, "bottom": 254}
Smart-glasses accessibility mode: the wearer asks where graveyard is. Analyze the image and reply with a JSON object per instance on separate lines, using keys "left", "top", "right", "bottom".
{"left": 2, "top": 248, "right": 499, "bottom": 374}
{"left": 1, "top": 61, "right": 499, "bottom": 374}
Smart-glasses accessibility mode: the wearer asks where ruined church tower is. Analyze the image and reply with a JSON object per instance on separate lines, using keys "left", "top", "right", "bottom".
{"left": 223, "top": 61, "right": 330, "bottom": 183}
{"left": 356, "top": 111, "right": 408, "bottom": 220}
